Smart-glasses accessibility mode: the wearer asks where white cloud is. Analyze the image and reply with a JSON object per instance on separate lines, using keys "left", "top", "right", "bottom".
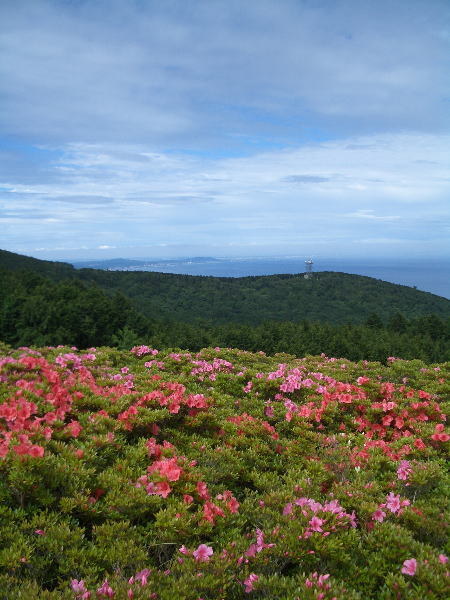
{"left": 0, "top": 0, "right": 448, "bottom": 147}
{"left": 347, "top": 210, "right": 400, "bottom": 221}
{"left": 1, "top": 132, "right": 449, "bottom": 257}
{"left": 1, "top": 1, "right": 449, "bottom": 259}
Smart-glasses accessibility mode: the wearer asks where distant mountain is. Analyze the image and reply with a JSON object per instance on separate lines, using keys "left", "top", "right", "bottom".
{"left": 71, "top": 257, "right": 149, "bottom": 269}
{"left": 175, "top": 256, "right": 221, "bottom": 263}
{"left": 71, "top": 256, "right": 222, "bottom": 269}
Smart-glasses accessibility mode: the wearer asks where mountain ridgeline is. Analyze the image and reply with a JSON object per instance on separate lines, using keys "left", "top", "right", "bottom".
{"left": 1, "top": 249, "right": 450, "bottom": 361}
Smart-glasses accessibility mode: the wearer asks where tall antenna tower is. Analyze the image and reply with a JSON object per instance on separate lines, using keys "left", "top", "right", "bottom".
{"left": 304, "top": 258, "right": 313, "bottom": 279}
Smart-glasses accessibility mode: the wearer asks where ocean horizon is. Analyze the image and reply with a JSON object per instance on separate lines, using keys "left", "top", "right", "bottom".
{"left": 73, "top": 256, "right": 450, "bottom": 300}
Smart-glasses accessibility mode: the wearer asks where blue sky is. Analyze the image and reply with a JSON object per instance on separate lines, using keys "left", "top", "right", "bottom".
{"left": 0, "top": 0, "right": 449, "bottom": 260}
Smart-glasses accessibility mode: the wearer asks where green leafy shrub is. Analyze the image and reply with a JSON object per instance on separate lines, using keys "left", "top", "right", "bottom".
{"left": 0, "top": 344, "right": 448, "bottom": 598}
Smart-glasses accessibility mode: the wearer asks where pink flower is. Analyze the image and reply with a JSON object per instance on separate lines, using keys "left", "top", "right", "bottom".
{"left": 317, "top": 573, "right": 330, "bottom": 588}
{"left": 255, "top": 529, "right": 265, "bottom": 552}
{"left": 439, "top": 554, "right": 448, "bottom": 564}
{"left": 134, "top": 569, "right": 150, "bottom": 586}
{"left": 203, "top": 501, "right": 225, "bottom": 523}
{"left": 150, "top": 457, "right": 183, "bottom": 482}
{"left": 196, "top": 481, "right": 210, "bottom": 500}
{"left": 66, "top": 420, "right": 82, "bottom": 438}
{"left": 385, "top": 492, "right": 401, "bottom": 514}
{"left": 227, "top": 495, "right": 240, "bottom": 513}
{"left": 97, "top": 579, "right": 115, "bottom": 597}
{"left": 372, "top": 509, "right": 386, "bottom": 523}
{"left": 283, "top": 503, "right": 293, "bottom": 516}
{"left": 401, "top": 558, "right": 417, "bottom": 576}
{"left": 179, "top": 545, "right": 189, "bottom": 555}
{"left": 264, "top": 404, "right": 274, "bottom": 418}
{"left": 309, "top": 516, "right": 324, "bottom": 532}
{"left": 29, "top": 445, "right": 45, "bottom": 457}
{"left": 414, "top": 438, "right": 426, "bottom": 450}
{"left": 34, "top": 529, "right": 45, "bottom": 535}
{"left": 153, "top": 481, "right": 172, "bottom": 498}
{"left": 193, "top": 544, "right": 213, "bottom": 562}
{"left": 432, "top": 432, "right": 450, "bottom": 442}
{"left": 397, "top": 460, "right": 412, "bottom": 481}
{"left": 243, "top": 573, "right": 259, "bottom": 593}
{"left": 71, "top": 579, "right": 87, "bottom": 593}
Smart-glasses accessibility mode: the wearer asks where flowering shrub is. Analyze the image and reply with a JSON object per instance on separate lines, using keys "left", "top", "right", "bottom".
{"left": 0, "top": 342, "right": 448, "bottom": 599}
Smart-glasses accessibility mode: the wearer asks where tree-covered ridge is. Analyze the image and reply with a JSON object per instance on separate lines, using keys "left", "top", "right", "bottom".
{"left": 1, "top": 268, "right": 450, "bottom": 362}
{"left": 0, "top": 249, "right": 75, "bottom": 279}
{"left": 0, "top": 270, "right": 149, "bottom": 349}
{"left": 75, "top": 269, "right": 450, "bottom": 325}
{"left": 2, "top": 249, "right": 450, "bottom": 325}
{"left": 2, "top": 249, "right": 450, "bottom": 362}
{"left": 0, "top": 343, "right": 448, "bottom": 599}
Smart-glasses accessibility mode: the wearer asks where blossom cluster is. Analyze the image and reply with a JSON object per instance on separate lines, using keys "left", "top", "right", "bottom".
{"left": 0, "top": 343, "right": 447, "bottom": 599}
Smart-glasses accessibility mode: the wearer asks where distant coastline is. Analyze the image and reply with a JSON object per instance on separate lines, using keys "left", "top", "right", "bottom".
{"left": 71, "top": 256, "right": 450, "bottom": 300}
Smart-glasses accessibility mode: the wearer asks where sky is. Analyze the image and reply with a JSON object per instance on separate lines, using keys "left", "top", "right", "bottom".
{"left": 0, "top": 0, "right": 449, "bottom": 261}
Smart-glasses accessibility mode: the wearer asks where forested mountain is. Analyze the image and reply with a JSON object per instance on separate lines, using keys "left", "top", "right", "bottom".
{"left": 75, "top": 268, "right": 450, "bottom": 325}
{"left": 1, "top": 249, "right": 450, "bottom": 361}
{"left": 0, "top": 249, "right": 75, "bottom": 279}
{"left": 2, "top": 249, "right": 450, "bottom": 325}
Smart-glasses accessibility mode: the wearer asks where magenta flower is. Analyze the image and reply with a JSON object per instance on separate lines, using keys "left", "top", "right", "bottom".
{"left": 134, "top": 569, "right": 150, "bottom": 586}
{"left": 193, "top": 544, "right": 213, "bottom": 562}
{"left": 372, "top": 508, "right": 386, "bottom": 523}
{"left": 71, "top": 579, "right": 87, "bottom": 593}
{"left": 309, "top": 516, "right": 324, "bottom": 532}
{"left": 97, "top": 579, "right": 115, "bottom": 597}
{"left": 264, "top": 404, "right": 274, "bottom": 418}
{"left": 385, "top": 492, "right": 401, "bottom": 513}
{"left": 243, "top": 573, "right": 259, "bottom": 593}
{"left": 283, "top": 503, "right": 293, "bottom": 516}
{"left": 401, "top": 558, "right": 417, "bottom": 576}
{"left": 255, "top": 529, "right": 265, "bottom": 552}
{"left": 317, "top": 573, "right": 330, "bottom": 586}
{"left": 397, "top": 460, "right": 412, "bottom": 481}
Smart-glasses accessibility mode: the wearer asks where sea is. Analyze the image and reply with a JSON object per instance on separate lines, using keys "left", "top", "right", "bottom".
{"left": 103, "top": 256, "right": 450, "bottom": 300}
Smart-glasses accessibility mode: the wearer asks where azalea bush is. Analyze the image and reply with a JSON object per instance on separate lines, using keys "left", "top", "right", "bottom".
{"left": 0, "top": 341, "right": 448, "bottom": 599}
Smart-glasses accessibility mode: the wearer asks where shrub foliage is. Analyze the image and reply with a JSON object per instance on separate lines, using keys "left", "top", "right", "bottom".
{"left": 0, "top": 342, "right": 448, "bottom": 598}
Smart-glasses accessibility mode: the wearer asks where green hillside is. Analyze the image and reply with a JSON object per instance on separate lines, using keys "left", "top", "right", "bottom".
{"left": 0, "top": 249, "right": 75, "bottom": 279}
{"left": 2, "top": 250, "right": 449, "bottom": 325}
{"left": 75, "top": 268, "right": 450, "bottom": 325}
{"left": 1, "top": 249, "right": 450, "bottom": 362}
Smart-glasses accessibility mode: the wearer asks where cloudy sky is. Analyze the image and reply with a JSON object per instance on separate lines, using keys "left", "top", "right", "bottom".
{"left": 1, "top": 0, "right": 449, "bottom": 260}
